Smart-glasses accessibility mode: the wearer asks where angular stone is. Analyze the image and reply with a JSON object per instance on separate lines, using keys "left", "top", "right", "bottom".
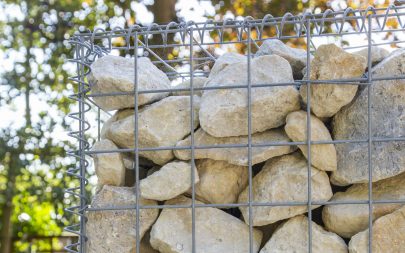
{"left": 104, "top": 96, "right": 200, "bottom": 165}
{"left": 300, "top": 44, "right": 367, "bottom": 118}
{"left": 322, "top": 172, "right": 405, "bottom": 238}
{"left": 191, "top": 159, "right": 248, "bottom": 205}
{"left": 256, "top": 39, "right": 310, "bottom": 78}
{"left": 86, "top": 185, "right": 159, "bottom": 253}
{"left": 150, "top": 196, "right": 263, "bottom": 253}
{"left": 285, "top": 110, "right": 337, "bottom": 171}
{"left": 174, "top": 128, "right": 296, "bottom": 166}
{"left": 208, "top": 52, "right": 246, "bottom": 80}
{"left": 172, "top": 77, "right": 207, "bottom": 96}
{"left": 238, "top": 153, "right": 332, "bottom": 226}
{"left": 89, "top": 55, "right": 170, "bottom": 111}
{"left": 91, "top": 139, "right": 125, "bottom": 186}
{"left": 331, "top": 48, "right": 405, "bottom": 185}
{"left": 140, "top": 161, "right": 199, "bottom": 201}
{"left": 354, "top": 46, "right": 389, "bottom": 65}
{"left": 260, "top": 215, "right": 347, "bottom": 253}
{"left": 200, "top": 55, "right": 300, "bottom": 137}
{"left": 348, "top": 205, "right": 405, "bottom": 253}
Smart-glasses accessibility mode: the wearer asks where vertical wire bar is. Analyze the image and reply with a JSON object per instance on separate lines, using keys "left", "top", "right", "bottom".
{"left": 305, "top": 18, "right": 313, "bottom": 253}
{"left": 367, "top": 14, "right": 374, "bottom": 253}
{"left": 189, "top": 27, "right": 197, "bottom": 253}
{"left": 247, "top": 24, "right": 254, "bottom": 253}
{"left": 133, "top": 32, "right": 141, "bottom": 253}
{"left": 97, "top": 108, "right": 101, "bottom": 142}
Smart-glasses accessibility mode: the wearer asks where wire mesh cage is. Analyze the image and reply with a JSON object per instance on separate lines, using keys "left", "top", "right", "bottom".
{"left": 66, "top": 4, "right": 405, "bottom": 253}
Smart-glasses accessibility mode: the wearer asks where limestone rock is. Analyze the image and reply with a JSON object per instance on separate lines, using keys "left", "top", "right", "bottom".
{"left": 208, "top": 52, "right": 246, "bottom": 80}
{"left": 174, "top": 128, "right": 296, "bottom": 166}
{"left": 331, "top": 48, "right": 405, "bottom": 185}
{"left": 200, "top": 55, "right": 300, "bottom": 137}
{"left": 238, "top": 152, "right": 333, "bottom": 226}
{"left": 285, "top": 110, "right": 337, "bottom": 171}
{"left": 300, "top": 44, "right": 367, "bottom": 118}
{"left": 354, "top": 46, "right": 389, "bottom": 65}
{"left": 260, "top": 216, "right": 347, "bottom": 253}
{"left": 105, "top": 96, "right": 200, "bottom": 165}
{"left": 191, "top": 159, "right": 248, "bottom": 205}
{"left": 91, "top": 139, "right": 125, "bottom": 186}
{"left": 89, "top": 55, "right": 170, "bottom": 111}
{"left": 150, "top": 195, "right": 263, "bottom": 253}
{"left": 322, "top": 172, "right": 405, "bottom": 238}
{"left": 140, "top": 161, "right": 199, "bottom": 201}
{"left": 172, "top": 77, "right": 207, "bottom": 96}
{"left": 348, "top": 205, "right": 405, "bottom": 253}
{"left": 256, "top": 39, "right": 310, "bottom": 78}
{"left": 86, "top": 185, "right": 159, "bottom": 253}
{"left": 101, "top": 108, "right": 134, "bottom": 139}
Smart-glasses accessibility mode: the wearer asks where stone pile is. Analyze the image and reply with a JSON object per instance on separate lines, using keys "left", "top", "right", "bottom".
{"left": 86, "top": 40, "right": 405, "bottom": 253}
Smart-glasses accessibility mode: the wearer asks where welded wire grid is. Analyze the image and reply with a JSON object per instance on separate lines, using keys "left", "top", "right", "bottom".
{"left": 66, "top": 5, "right": 405, "bottom": 253}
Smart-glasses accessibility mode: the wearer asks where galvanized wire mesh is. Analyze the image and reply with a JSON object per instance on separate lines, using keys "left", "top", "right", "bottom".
{"left": 66, "top": 5, "right": 405, "bottom": 253}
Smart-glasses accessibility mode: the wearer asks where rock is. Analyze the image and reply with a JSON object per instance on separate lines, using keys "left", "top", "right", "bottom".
{"left": 140, "top": 161, "right": 199, "bottom": 201}
{"left": 172, "top": 77, "right": 208, "bottom": 96}
{"left": 150, "top": 195, "right": 263, "bottom": 253}
{"left": 256, "top": 39, "right": 310, "bottom": 78}
{"left": 300, "top": 44, "right": 367, "bottom": 118}
{"left": 89, "top": 55, "right": 170, "bottom": 111}
{"left": 238, "top": 152, "right": 333, "bottom": 226}
{"left": 140, "top": 231, "right": 160, "bottom": 253}
{"left": 86, "top": 185, "right": 159, "bottom": 253}
{"left": 260, "top": 215, "right": 347, "bottom": 253}
{"left": 200, "top": 55, "right": 300, "bottom": 137}
{"left": 354, "top": 46, "right": 389, "bottom": 65}
{"left": 104, "top": 96, "right": 200, "bottom": 165}
{"left": 190, "top": 159, "right": 248, "bottom": 205}
{"left": 208, "top": 52, "right": 246, "bottom": 80}
{"left": 91, "top": 139, "right": 125, "bottom": 186}
{"left": 285, "top": 110, "right": 337, "bottom": 171}
{"left": 348, "top": 205, "right": 405, "bottom": 253}
{"left": 101, "top": 108, "right": 134, "bottom": 139}
{"left": 331, "top": 48, "right": 405, "bottom": 185}
{"left": 322, "top": 172, "right": 405, "bottom": 238}
{"left": 174, "top": 128, "right": 296, "bottom": 166}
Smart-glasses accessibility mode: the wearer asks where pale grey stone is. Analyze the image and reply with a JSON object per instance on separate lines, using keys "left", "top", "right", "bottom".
{"left": 208, "top": 52, "right": 246, "bottom": 80}
{"left": 171, "top": 77, "right": 208, "bottom": 96}
{"left": 354, "top": 46, "right": 389, "bottom": 65}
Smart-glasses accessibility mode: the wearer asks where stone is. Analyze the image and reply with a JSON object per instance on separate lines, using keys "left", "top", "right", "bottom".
{"left": 174, "top": 128, "right": 297, "bottom": 166}
{"left": 322, "top": 172, "right": 405, "bottom": 238}
{"left": 348, "top": 205, "right": 405, "bottom": 253}
{"left": 238, "top": 152, "right": 333, "bottom": 226}
{"left": 256, "top": 39, "right": 310, "bottom": 78}
{"left": 101, "top": 108, "right": 134, "bottom": 139}
{"left": 104, "top": 96, "right": 200, "bottom": 165}
{"left": 91, "top": 139, "right": 125, "bottom": 186}
{"left": 208, "top": 52, "right": 246, "bottom": 80}
{"left": 285, "top": 110, "right": 337, "bottom": 171}
{"left": 149, "top": 195, "right": 263, "bottom": 253}
{"left": 172, "top": 77, "right": 208, "bottom": 96}
{"left": 140, "top": 231, "right": 160, "bottom": 253}
{"left": 191, "top": 159, "right": 248, "bottom": 205}
{"left": 140, "top": 161, "right": 199, "bottom": 201}
{"left": 354, "top": 46, "right": 389, "bottom": 65}
{"left": 260, "top": 215, "right": 347, "bottom": 253}
{"left": 300, "top": 44, "right": 367, "bottom": 118}
{"left": 86, "top": 185, "right": 159, "bottom": 253}
{"left": 200, "top": 55, "right": 300, "bottom": 137}
{"left": 89, "top": 55, "right": 170, "bottom": 111}
{"left": 331, "top": 48, "right": 405, "bottom": 185}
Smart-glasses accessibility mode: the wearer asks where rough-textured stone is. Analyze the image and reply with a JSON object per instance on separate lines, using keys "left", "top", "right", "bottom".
{"left": 150, "top": 195, "right": 263, "bottom": 253}
{"left": 208, "top": 52, "right": 246, "bottom": 80}
{"left": 238, "top": 153, "right": 333, "bottom": 226}
{"left": 331, "top": 48, "right": 405, "bottom": 185}
{"left": 285, "top": 110, "right": 337, "bottom": 171}
{"left": 190, "top": 159, "right": 248, "bottom": 205}
{"left": 256, "top": 39, "right": 310, "bottom": 78}
{"left": 89, "top": 55, "right": 170, "bottom": 111}
{"left": 300, "top": 44, "right": 367, "bottom": 118}
{"left": 91, "top": 139, "right": 125, "bottom": 186}
{"left": 260, "top": 215, "right": 347, "bottom": 253}
{"left": 354, "top": 46, "right": 389, "bottom": 65}
{"left": 172, "top": 77, "right": 208, "bottom": 96}
{"left": 322, "top": 172, "right": 405, "bottom": 238}
{"left": 101, "top": 108, "right": 134, "bottom": 139}
{"left": 200, "top": 55, "right": 300, "bottom": 137}
{"left": 140, "top": 161, "right": 199, "bottom": 201}
{"left": 86, "top": 185, "right": 159, "bottom": 253}
{"left": 348, "top": 205, "right": 405, "bottom": 253}
{"left": 104, "top": 96, "right": 200, "bottom": 165}
{"left": 174, "top": 128, "right": 296, "bottom": 166}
